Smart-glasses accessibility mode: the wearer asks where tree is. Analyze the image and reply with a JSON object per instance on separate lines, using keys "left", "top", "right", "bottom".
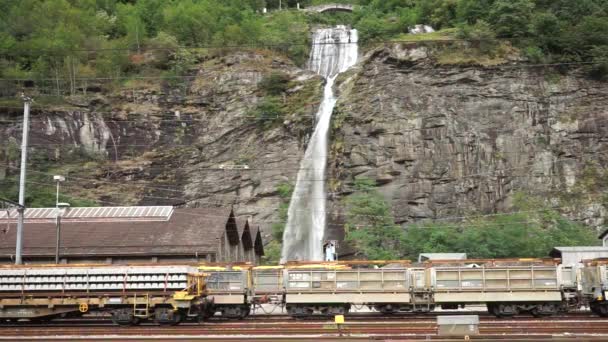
{"left": 531, "top": 12, "right": 561, "bottom": 52}
{"left": 488, "top": 0, "right": 535, "bottom": 38}
{"left": 457, "top": 20, "right": 497, "bottom": 54}
{"left": 402, "top": 193, "right": 600, "bottom": 259}
{"left": 343, "top": 178, "right": 407, "bottom": 260}
{"left": 456, "top": 0, "right": 493, "bottom": 24}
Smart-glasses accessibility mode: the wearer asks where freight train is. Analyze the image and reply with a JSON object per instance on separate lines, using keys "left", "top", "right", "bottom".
{"left": 0, "top": 259, "right": 607, "bottom": 325}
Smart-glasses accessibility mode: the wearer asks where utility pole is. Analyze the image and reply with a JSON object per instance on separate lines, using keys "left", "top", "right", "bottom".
{"left": 53, "top": 175, "right": 67, "bottom": 264}
{"left": 15, "top": 95, "right": 32, "bottom": 265}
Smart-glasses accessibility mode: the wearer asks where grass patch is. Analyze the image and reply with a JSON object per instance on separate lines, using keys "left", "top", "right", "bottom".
{"left": 435, "top": 42, "right": 517, "bottom": 66}
{"left": 394, "top": 28, "right": 458, "bottom": 42}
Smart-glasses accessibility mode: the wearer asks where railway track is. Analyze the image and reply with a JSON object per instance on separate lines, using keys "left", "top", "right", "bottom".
{"left": 0, "top": 310, "right": 599, "bottom": 325}
{"left": 0, "top": 310, "right": 600, "bottom": 326}
{"left": 0, "top": 314, "right": 606, "bottom": 340}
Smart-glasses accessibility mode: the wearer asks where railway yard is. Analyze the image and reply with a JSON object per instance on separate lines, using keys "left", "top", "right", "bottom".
{"left": 1, "top": 311, "right": 607, "bottom": 340}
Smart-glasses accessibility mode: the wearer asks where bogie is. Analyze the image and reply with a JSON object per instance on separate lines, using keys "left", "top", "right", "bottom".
{"left": 111, "top": 308, "right": 140, "bottom": 326}
{"left": 218, "top": 305, "right": 251, "bottom": 319}
{"left": 154, "top": 307, "right": 182, "bottom": 326}
{"left": 590, "top": 302, "right": 608, "bottom": 317}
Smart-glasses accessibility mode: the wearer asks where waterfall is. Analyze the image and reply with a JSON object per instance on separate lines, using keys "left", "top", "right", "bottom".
{"left": 281, "top": 26, "right": 358, "bottom": 262}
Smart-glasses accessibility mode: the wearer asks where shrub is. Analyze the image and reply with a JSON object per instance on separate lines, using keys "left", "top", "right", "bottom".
{"left": 457, "top": 20, "right": 498, "bottom": 54}
{"left": 250, "top": 97, "right": 285, "bottom": 127}
{"left": 524, "top": 45, "right": 545, "bottom": 63}
{"left": 589, "top": 46, "right": 608, "bottom": 81}
{"left": 259, "top": 72, "right": 291, "bottom": 96}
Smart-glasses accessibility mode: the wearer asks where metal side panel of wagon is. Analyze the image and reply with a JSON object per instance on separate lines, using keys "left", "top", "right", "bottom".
{"left": 284, "top": 268, "right": 413, "bottom": 316}
{"left": 429, "top": 265, "right": 564, "bottom": 317}
{"left": 203, "top": 270, "right": 250, "bottom": 318}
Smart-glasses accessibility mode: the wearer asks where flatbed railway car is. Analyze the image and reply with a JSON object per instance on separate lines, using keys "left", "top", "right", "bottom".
{"left": 0, "top": 264, "right": 209, "bottom": 325}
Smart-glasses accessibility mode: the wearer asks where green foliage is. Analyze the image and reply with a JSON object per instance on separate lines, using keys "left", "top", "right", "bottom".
{"left": 263, "top": 11, "right": 310, "bottom": 65}
{"left": 250, "top": 96, "right": 285, "bottom": 127}
{"left": 261, "top": 240, "right": 282, "bottom": 265}
{"left": 259, "top": 72, "right": 291, "bottom": 96}
{"left": 342, "top": 180, "right": 598, "bottom": 260}
{"left": 524, "top": 45, "right": 545, "bottom": 63}
{"left": 0, "top": 176, "right": 97, "bottom": 208}
{"left": 588, "top": 43, "right": 608, "bottom": 81}
{"left": 2, "top": 0, "right": 608, "bottom": 84}
{"left": 488, "top": 0, "right": 535, "bottom": 38}
{"left": 349, "top": 0, "right": 608, "bottom": 79}
{"left": 276, "top": 182, "right": 295, "bottom": 199}
{"left": 271, "top": 202, "right": 289, "bottom": 241}
{"left": 456, "top": 20, "right": 497, "bottom": 54}
{"left": 0, "top": 0, "right": 315, "bottom": 89}
{"left": 268, "top": 181, "right": 293, "bottom": 262}
{"left": 355, "top": 12, "right": 397, "bottom": 42}
{"left": 344, "top": 177, "right": 407, "bottom": 260}
{"left": 167, "top": 48, "right": 196, "bottom": 78}
{"left": 403, "top": 194, "right": 599, "bottom": 259}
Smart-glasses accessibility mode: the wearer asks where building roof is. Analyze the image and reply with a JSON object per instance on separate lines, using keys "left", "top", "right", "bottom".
{"left": 0, "top": 207, "right": 260, "bottom": 258}
{"left": 549, "top": 246, "right": 608, "bottom": 265}
{"left": 550, "top": 246, "right": 608, "bottom": 256}
{"left": 0, "top": 206, "right": 174, "bottom": 223}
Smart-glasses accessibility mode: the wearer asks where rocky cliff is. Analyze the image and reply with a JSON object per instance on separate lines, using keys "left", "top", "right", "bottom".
{"left": 328, "top": 43, "right": 608, "bottom": 239}
{"left": 0, "top": 50, "right": 323, "bottom": 229}
{"left": 1, "top": 43, "right": 607, "bottom": 246}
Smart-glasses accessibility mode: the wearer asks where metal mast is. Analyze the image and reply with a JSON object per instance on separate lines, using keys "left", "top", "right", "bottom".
{"left": 15, "top": 95, "right": 32, "bottom": 265}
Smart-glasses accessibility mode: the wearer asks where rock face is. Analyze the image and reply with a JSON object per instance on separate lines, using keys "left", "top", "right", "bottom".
{"left": 328, "top": 44, "right": 608, "bottom": 237}
{"left": 0, "top": 51, "right": 323, "bottom": 236}
{"left": 1, "top": 44, "right": 607, "bottom": 247}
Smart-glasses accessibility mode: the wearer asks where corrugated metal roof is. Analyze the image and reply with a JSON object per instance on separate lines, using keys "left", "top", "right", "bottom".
{"left": 0, "top": 206, "right": 174, "bottom": 223}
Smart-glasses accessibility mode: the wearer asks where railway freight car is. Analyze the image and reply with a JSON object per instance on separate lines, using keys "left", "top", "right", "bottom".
{"left": 430, "top": 265, "right": 571, "bottom": 317}
{"left": 203, "top": 268, "right": 251, "bottom": 318}
{"left": 581, "top": 261, "right": 608, "bottom": 316}
{"left": 0, "top": 264, "right": 209, "bottom": 325}
{"left": 282, "top": 267, "right": 431, "bottom": 316}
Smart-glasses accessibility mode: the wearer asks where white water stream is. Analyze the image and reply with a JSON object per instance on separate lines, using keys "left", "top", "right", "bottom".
{"left": 281, "top": 26, "right": 358, "bottom": 262}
